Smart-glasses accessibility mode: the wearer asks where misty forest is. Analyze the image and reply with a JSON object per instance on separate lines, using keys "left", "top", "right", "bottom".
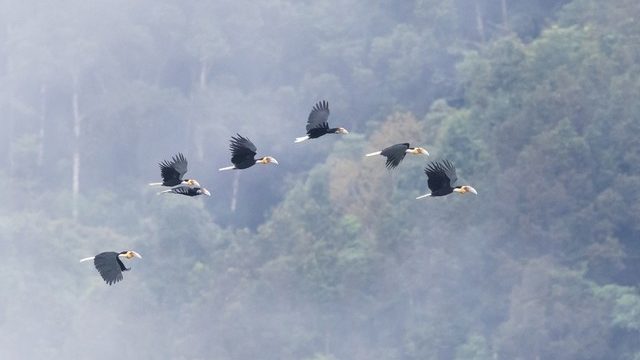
{"left": 1, "top": 0, "right": 639, "bottom": 359}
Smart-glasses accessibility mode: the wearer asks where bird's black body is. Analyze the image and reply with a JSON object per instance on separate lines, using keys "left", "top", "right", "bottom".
{"left": 158, "top": 153, "right": 191, "bottom": 186}
{"left": 229, "top": 134, "right": 258, "bottom": 169}
{"left": 380, "top": 143, "right": 411, "bottom": 169}
{"left": 164, "top": 185, "right": 208, "bottom": 197}
{"left": 94, "top": 251, "right": 129, "bottom": 285}
{"left": 306, "top": 100, "right": 341, "bottom": 138}
{"left": 424, "top": 160, "right": 459, "bottom": 196}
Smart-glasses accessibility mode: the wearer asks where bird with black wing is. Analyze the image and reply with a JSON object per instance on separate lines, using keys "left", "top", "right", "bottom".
{"left": 294, "top": 100, "right": 348, "bottom": 143}
{"left": 80, "top": 250, "right": 142, "bottom": 285}
{"left": 219, "top": 134, "right": 279, "bottom": 171}
{"left": 417, "top": 160, "right": 477, "bottom": 199}
{"left": 149, "top": 153, "right": 200, "bottom": 188}
{"left": 157, "top": 185, "right": 211, "bottom": 197}
{"left": 365, "top": 143, "right": 429, "bottom": 169}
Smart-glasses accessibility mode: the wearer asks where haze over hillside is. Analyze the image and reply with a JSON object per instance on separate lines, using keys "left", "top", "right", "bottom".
{"left": 1, "top": 0, "right": 639, "bottom": 359}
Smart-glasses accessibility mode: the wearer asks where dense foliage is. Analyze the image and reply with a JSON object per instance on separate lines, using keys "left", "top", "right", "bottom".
{"left": 1, "top": 0, "right": 639, "bottom": 359}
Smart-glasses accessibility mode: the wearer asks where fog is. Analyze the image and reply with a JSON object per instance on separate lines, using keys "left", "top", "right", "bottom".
{"left": 1, "top": 0, "right": 638, "bottom": 359}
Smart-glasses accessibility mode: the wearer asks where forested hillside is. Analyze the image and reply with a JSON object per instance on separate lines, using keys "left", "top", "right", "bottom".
{"left": 1, "top": 0, "right": 639, "bottom": 359}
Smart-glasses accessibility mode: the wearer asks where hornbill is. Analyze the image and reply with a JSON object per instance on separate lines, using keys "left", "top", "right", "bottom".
{"left": 157, "top": 185, "right": 211, "bottom": 197}
{"left": 294, "top": 100, "right": 349, "bottom": 143}
{"left": 219, "top": 134, "right": 279, "bottom": 171}
{"left": 149, "top": 153, "right": 200, "bottom": 188}
{"left": 365, "top": 143, "right": 429, "bottom": 169}
{"left": 80, "top": 250, "right": 142, "bottom": 285}
{"left": 416, "top": 160, "right": 477, "bottom": 199}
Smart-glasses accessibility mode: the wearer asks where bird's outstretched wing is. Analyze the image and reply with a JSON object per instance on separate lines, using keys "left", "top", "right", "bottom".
{"left": 171, "top": 185, "right": 195, "bottom": 196}
{"left": 230, "top": 134, "right": 257, "bottom": 165}
{"left": 158, "top": 184, "right": 198, "bottom": 196}
{"left": 159, "top": 153, "right": 188, "bottom": 185}
{"left": 306, "top": 100, "right": 330, "bottom": 132}
{"left": 441, "top": 160, "right": 458, "bottom": 186}
{"left": 93, "top": 252, "right": 124, "bottom": 285}
{"left": 425, "top": 160, "right": 458, "bottom": 192}
{"left": 380, "top": 143, "right": 410, "bottom": 169}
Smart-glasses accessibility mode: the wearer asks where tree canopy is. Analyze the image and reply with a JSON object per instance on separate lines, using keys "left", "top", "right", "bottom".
{"left": 0, "top": 0, "right": 638, "bottom": 358}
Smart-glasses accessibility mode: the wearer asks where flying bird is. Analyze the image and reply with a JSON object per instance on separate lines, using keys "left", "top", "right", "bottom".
{"left": 295, "top": 100, "right": 349, "bottom": 143}
{"left": 219, "top": 134, "right": 279, "bottom": 171}
{"left": 365, "top": 143, "right": 429, "bottom": 169}
{"left": 149, "top": 153, "right": 200, "bottom": 188}
{"left": 80, "top": 250, "right": 142, "bottom": 285}
{"left": 158, "top": 185, "right": 211, "bottom": 197}
{"left": 416, "top": 160, "right": 477, "bottom": 199}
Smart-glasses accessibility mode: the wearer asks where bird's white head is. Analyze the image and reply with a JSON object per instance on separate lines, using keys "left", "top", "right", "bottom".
{"left": 184, "top": 179, "right": 201, "bottom": 187}
{"left": 120, "top": 250, "right": 143, "bottom": 260}
{"left": 336, "top": 127, "right": 349, "bottom": 135}
{"left": 454, "top": 186, "right": 478, "bottom": 195}
{"left": 410, "top": 147, "right": 430, "bottom": 156}
{"left": 258, "top": 156, "right": 279, "bottom": 165}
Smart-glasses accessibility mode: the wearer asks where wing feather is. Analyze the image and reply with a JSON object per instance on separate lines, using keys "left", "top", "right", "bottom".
{"left": 306, "top": 100, "right": 330, "bottom": 132}
{"left": 380, "top": 143, "right": 410, "bottom": 169}
{"left": 159, "top": 153, "right": 188, "bottom": 185}
{"left": 167, "top": 185, "right": 197, "bottom": 196}
{"left": 171, "top": 153, "right": 188, "bottom": 178}
{"left": 93, "top": 252, "right": 124, "bottom": 285}
{"left": 230, "top": 134, "right": 257, "bottom": 166}
{"left": 424, "top": 160, "right": 457, "bottom": 192}
{"left": 441, "top": 159, "right": 458, "bottom": 185}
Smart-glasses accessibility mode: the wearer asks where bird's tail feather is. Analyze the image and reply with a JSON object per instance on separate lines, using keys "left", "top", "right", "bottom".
{"left": 148, "top": 182, "right": 163, "bottom": 186}
{"left": 157, "top": 189, "right": 172, "bottom": 195}
{"left": 294, "top": 135, "right": 310, "bottom": 143}
{"left": 219, "top": 165, "right": 235, "bottom": 171}
{"left": 416, "top": 193, "right": 432, "bottom": 199}
{"left": 365, "top": 151, "right": 382, "bottom": 157}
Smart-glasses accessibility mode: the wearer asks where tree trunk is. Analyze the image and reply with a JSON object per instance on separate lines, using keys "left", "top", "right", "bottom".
{"left": 501, "top": 0, "right": 510, "bottom": 31}
{"left": 71, "top": 75, "right": 82, "bottom": 220}
{"left": 37, "top": 84, "right": 47, "bottom": 167}
{"left": 195, "top": 131, "right": 204, "bottom": 161}
{"left": 187, "top": 59, "right": 209, "bottom": 161}
{"left": 324, "top": 328, "right": 330, "bottom": 354}
{"left": 474, "top": 0, "right": 486, "bottom": 43}
{"left": 5, "top": 24, "right": 15, "bottom": 176}
{"left": 199, "top": 58, "right": 208, "bottom": 91}
{"left": 6, "top": 70, "right": 15, "bottom": 177}
{"left": 230, "top": 171, "right": 239, "bottom": 212}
